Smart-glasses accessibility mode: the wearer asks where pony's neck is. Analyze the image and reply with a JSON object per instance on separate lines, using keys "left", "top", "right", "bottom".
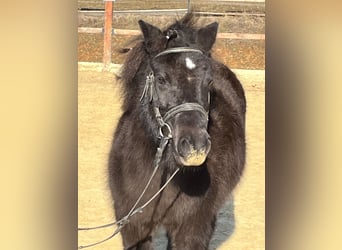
{"left": 138, "top": 102, "right": 160, "bottom": 143}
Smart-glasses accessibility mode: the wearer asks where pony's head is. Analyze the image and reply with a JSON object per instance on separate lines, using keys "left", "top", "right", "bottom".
{"left": 127, "top": 15, "right": 219, "bottom": 167}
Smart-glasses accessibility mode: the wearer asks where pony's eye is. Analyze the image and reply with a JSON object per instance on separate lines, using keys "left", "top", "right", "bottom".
{"left": 156, "top": 76, "right": 166, "bottom": 85}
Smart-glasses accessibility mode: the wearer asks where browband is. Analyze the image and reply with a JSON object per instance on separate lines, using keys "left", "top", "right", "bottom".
{"left": 155, "top": 47, "right": 203, "bottom": 58}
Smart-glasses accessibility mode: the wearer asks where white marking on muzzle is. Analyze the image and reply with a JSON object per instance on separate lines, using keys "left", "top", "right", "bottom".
{"left": 185, "top": 57, "right": 196, "bottom": 70}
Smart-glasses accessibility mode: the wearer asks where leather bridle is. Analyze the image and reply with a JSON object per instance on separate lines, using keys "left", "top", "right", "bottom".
{"left": 140, "top": 47, "right": 209, "bottom": 139}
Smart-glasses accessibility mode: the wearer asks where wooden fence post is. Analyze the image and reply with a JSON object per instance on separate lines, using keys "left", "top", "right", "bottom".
{"left": 103, "top": 0, "right": 114, "bottom": 71}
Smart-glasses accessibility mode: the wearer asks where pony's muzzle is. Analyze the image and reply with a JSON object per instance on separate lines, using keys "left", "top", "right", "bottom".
{"left": 176, "top": 133, "right": 211, "bottom": 167}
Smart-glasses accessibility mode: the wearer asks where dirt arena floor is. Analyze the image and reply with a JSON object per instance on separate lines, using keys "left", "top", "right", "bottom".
{"left": 78, "top": 63, "right": 264, "bottom": 249}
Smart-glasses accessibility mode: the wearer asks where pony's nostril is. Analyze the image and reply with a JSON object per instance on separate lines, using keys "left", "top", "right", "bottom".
{"left": 176, "top": 135, "right": 210, "bottom": 167}
{"left": 194, "top": 134, "right": 211, "bottom": 153}
{"left": 177, "top": 135, "right": 211, "bottom": 157}
{"left": 178, "top": 137, "right": 191, "bottom": 157}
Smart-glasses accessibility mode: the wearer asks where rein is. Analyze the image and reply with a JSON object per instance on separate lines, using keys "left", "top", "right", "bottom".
{"left": 78, "top": 47, "right": 207, "bottom": 249}
{"left": 78, "top": 136, "right": 179, "bottom": 249}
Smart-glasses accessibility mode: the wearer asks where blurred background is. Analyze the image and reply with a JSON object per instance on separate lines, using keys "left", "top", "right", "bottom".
{"left": 78, "top": 0, "right": 265, "bottom": 69}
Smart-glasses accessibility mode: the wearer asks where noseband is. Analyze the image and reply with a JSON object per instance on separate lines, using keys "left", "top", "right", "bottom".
{"left": 140, "top": 47, "right": 209, "bottom": 139}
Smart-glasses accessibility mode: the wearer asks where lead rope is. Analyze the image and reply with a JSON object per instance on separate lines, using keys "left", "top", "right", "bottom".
{"left": 78, "top": 136, "right": 179, "bottom": 249}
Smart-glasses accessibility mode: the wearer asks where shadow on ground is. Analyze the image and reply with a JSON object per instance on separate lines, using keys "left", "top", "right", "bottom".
{"left": 153, "top": 197, "right": 235, "bottom": 249}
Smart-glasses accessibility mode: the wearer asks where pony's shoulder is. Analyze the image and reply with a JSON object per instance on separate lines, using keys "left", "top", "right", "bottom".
{"left": 211, "top": 59, "right": 246, "bottom": 113}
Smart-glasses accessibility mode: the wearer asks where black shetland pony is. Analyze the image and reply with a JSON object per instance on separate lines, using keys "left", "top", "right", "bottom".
{"left": 109, "top": 14, "right": 246, "bottom": 250}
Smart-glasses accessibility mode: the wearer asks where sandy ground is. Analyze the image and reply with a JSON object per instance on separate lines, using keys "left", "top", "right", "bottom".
{"left": 78, "top": 63, "right": 264, "bottom": 249}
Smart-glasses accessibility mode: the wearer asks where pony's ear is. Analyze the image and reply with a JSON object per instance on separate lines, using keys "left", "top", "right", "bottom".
{"left": 138, "top": 20, "right": 162, "bottom": 40}
{"left": 196, "top": 22, "right": 219, "bottom": 52}
{"left": 138, "top": 20, "right": 165, "bottom": 54}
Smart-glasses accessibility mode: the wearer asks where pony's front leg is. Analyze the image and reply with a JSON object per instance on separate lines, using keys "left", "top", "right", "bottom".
{"left": 120, "top": 222, "right": 154, "bottom": 250}
{"left": 167, "top": 216, "right": 216, "bottom": 250}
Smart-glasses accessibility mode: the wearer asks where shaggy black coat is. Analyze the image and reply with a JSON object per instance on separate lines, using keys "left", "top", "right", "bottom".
{"left": 108, "top": 13, "right": 246, "bottom": 250}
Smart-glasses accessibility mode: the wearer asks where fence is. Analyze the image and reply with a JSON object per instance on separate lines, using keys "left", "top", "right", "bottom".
{"left": 78, "top": 0, "right": 265, "bottom": 70}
